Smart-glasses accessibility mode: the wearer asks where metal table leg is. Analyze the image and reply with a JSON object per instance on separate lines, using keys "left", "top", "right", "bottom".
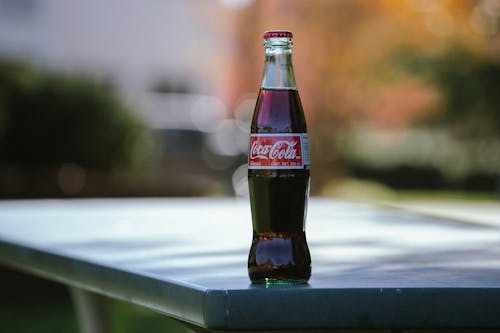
{"left": 69, "top": 287, "right": 110, "bottom": 333}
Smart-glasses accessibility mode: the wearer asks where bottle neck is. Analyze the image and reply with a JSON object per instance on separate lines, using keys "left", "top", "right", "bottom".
{"left": 260, "top": 37, "right": 297, "bottom": 90}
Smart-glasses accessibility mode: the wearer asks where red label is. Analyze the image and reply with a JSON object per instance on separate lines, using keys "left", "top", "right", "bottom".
{"left": 248, "top": 133, "right": 309, "bottom": 169}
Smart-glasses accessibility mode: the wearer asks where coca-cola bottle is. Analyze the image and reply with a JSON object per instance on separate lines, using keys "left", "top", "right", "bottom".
{"left": 247, "top": 30, "right": 311, "bottom": 284}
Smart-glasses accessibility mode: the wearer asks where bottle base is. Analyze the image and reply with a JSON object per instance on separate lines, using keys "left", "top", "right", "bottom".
{"left": 248, "top": 231, "right": 311, "bottom": 285}
{"left": 251, "top": 277, "right": 309, "bottom": 286}
{"left": 248, "top": 264, "right": 311, "bottom": 285}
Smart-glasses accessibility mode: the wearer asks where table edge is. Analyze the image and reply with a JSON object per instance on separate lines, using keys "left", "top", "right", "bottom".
{"left": 0, "top": 238, "right": 228, "bottom": 328}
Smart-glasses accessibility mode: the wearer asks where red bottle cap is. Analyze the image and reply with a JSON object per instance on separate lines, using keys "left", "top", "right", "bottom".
{"left": 263, "top": 30, "right": 293, "bottom": 39}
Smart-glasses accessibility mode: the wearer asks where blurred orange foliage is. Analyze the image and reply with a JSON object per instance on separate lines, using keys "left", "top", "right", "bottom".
{"left": 210, "top": 0, "right": 499, "bottom": 191}
{"left": 218, "top": 0, "right": 493, "bottom": 129}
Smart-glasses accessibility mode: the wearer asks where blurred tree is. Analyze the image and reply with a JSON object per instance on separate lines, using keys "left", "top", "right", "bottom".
{"left": 397, "top": 46, "right": 500, "bottom": 137}
{"left": 206, "top": 0, "right": 498, "bottom": 193}
{"left": 337, "top": 46, "right": 500, "bottom": 192}
{"left": 0, "top": 60, "right": 149, "bottom": 171}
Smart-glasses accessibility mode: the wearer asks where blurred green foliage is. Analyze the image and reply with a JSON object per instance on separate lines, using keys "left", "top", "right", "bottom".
{"left": 1, "top": 298, "right": 192, "bottom": 333}
{"left": 0, "top": 266, "right": 191, "bottom": 333}
{"left": 336, "top": 47, "right": 500, "bottom": 193}
{"left": 0, "top": 60, "right": 149, "bottom": 171}
{"left": 396, "top": 46, "right": 500, "bottom": 136}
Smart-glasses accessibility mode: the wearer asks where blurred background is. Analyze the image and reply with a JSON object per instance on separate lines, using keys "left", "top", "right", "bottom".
{"left": 0, "top": 0, "right": 499, "bottom": 332}
{"left": 1, "top": 0, "right": 499, "bottom": 200}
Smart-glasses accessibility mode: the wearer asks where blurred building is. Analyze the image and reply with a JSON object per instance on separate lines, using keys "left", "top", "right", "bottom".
{"left": 0, "top": 0, "right": 229, "bottom": 93}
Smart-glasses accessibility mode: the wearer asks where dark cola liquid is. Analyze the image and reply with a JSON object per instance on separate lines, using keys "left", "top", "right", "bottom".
{"left": 248, "top": 88, "right": 311, "bottom": 284}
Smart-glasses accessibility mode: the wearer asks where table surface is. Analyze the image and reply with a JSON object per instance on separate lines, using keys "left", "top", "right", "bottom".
{"left": 0, "top": 198, "right": 499, "bottom": 331}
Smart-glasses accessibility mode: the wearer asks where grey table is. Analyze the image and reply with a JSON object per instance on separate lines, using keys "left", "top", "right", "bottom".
{"left": 0, "top": 198, "right": 499, "bottom": 332}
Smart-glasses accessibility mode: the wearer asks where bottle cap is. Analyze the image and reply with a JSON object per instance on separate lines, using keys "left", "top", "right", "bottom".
{"left": 263, "top": 30, "right": 293, "bottom": 39}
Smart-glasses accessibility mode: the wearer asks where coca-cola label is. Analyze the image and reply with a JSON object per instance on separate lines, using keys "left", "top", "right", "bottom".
{"left": 248, "top": 133, "right": 310, "bottom": 169}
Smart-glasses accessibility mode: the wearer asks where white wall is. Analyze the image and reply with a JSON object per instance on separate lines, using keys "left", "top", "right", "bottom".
{"left": 0, "top": 0, "right": 224, "bottom": 94}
